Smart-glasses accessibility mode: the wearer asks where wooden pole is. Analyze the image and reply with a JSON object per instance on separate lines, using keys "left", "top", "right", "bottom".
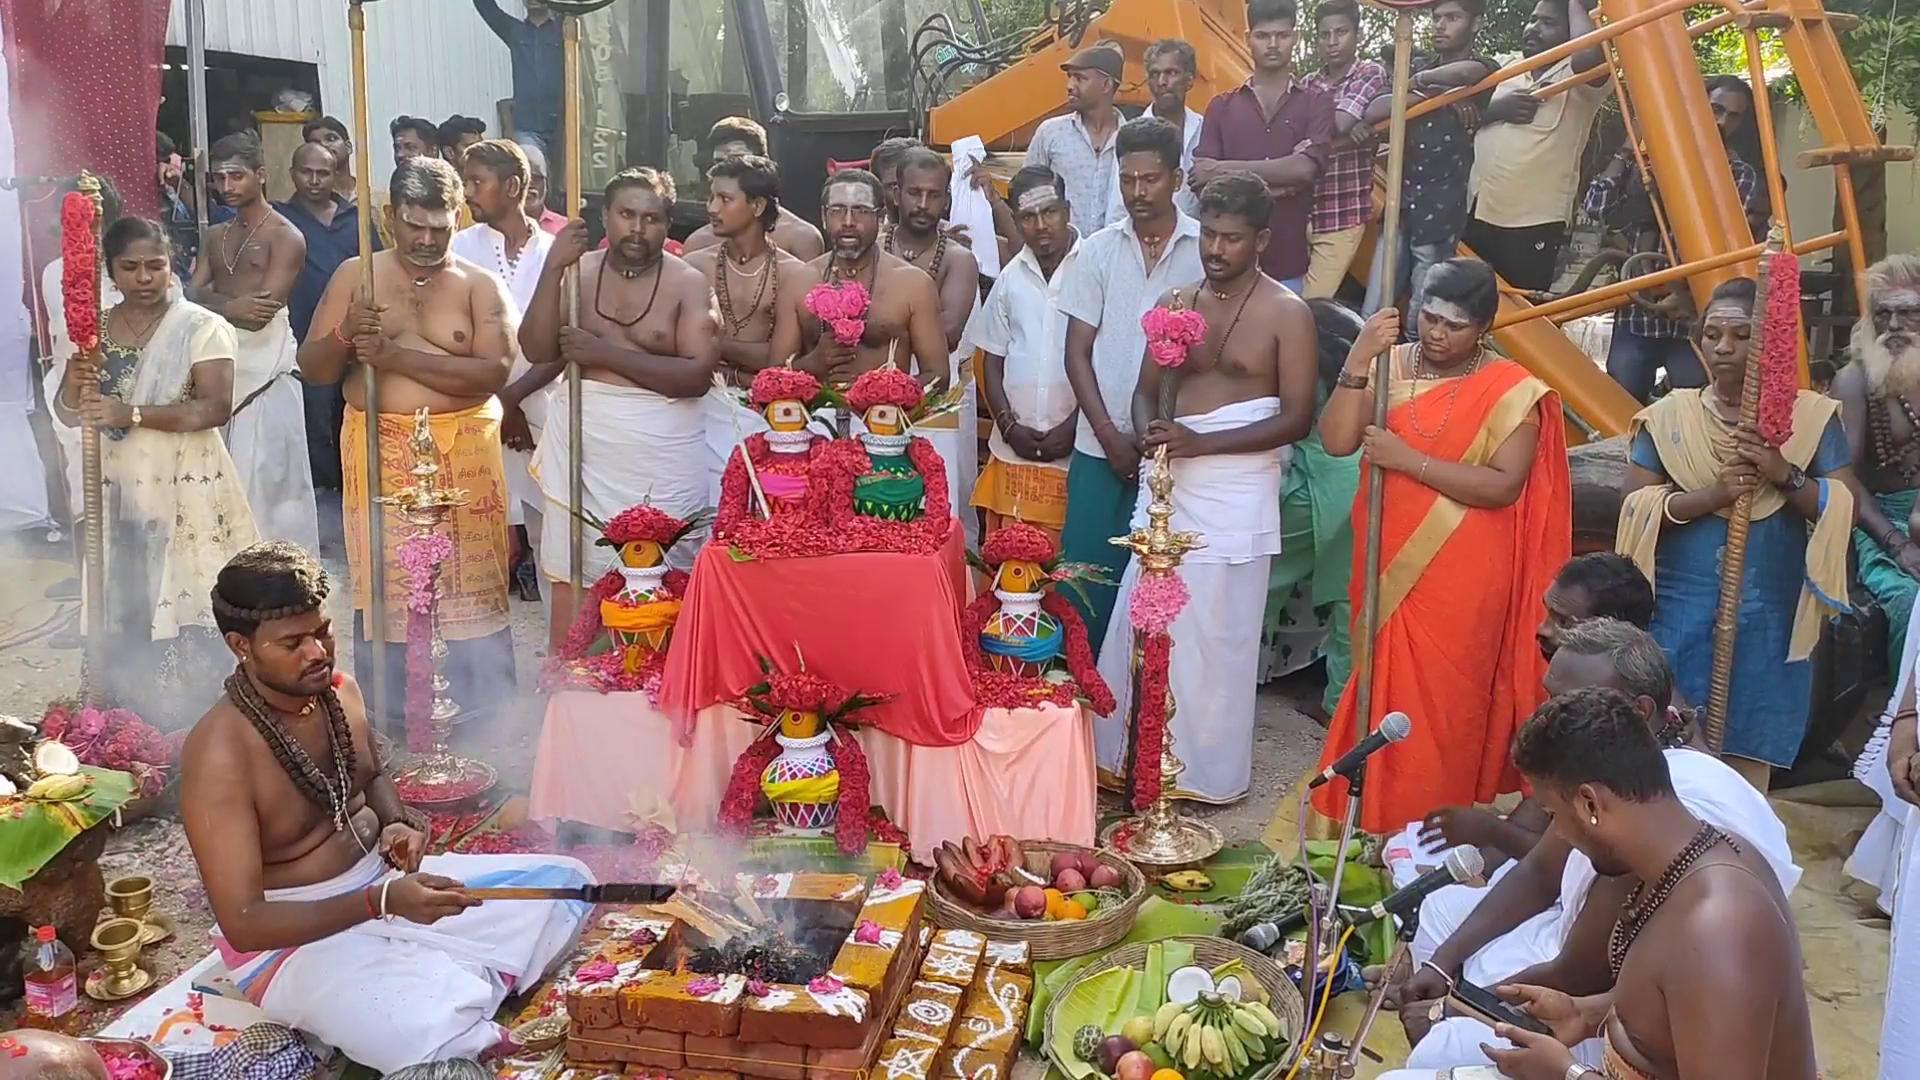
{"left": 349, "top": 0, "right": 388, "bottom": 732}
{"left": 564, "top": 14, "right": 585, "bottom": 597}
{"left": 76, "top": 175, "right": 106, "bottom": 707}
{"left": 1351, "top": 10, "right": 1417, "bottom": 753}
{"left": 1703, "top": 224, "right": 1786, "bottom": 751}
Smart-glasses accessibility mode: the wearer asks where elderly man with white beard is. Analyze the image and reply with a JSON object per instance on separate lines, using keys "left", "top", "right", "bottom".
{"left": 1837, "top": 253, "right": 1920, "bottom": 680}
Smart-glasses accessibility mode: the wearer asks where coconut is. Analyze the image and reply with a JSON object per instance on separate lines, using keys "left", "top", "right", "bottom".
{"left": 1165, "top": 965, "right": 1214, "bottom": 1006}
{"left": 33, "top": 740, "right": 80, "bottom": 776}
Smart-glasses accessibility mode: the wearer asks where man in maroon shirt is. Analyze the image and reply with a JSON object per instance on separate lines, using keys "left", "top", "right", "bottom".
{"left": 1190, "top": 0, "right": 1335, "bottom": 294}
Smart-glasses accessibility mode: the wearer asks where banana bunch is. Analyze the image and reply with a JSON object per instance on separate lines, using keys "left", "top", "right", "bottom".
{"left": 1161, "top": 870, "right": 1213, "bottom": 892}
{"left": 25, "top": 772, "right": 87, "bottom": 801}
{"left": 1152, "top": 996, "right": 1286, "bottom": 1075}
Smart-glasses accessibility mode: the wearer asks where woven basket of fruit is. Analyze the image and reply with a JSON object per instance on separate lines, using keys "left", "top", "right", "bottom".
{"left": 928, "top": 837, "right": 1147, "bottom": 960}
{"left": 1043, "top": 937, "right": 1305, "bottom": 1080}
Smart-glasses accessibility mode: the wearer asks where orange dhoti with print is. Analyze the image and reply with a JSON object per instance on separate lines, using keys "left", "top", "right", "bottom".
{"left": 1311, "top": 353, "right": 1571, "bottom": 834}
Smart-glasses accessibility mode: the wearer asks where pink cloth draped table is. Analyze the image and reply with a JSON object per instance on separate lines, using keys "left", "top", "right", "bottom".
{"left": 656, "top": 523, "right": 981, "bottom": 747}
{"left": 529, "top": 697, "right": 1096, "bottom": 859}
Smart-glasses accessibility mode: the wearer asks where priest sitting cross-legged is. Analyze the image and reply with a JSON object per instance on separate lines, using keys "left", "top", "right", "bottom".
{"left": 180, "top": 542, "right": 593, "bottom": 1072}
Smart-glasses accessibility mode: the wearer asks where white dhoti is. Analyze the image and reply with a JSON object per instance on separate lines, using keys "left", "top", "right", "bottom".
{"left": 215, "top": 850, "right": 592, "bottom": 1072}
{"left": 1884, "top": 797, "right": 1920, "bottom": 1077}
{"left": 1399, "top": 746, "right": 1800, "bottom": 1071}
{"left": 1093, "top": 397, "right": 1288, "bottom": 804}
{"left": 532, "top": 379, "right": 709, "bottom": 583}
{"left": 226, "top": 311, "right": 319, "bottom": 553}
{"left": 917, "top": 372, "right": 979, "bottom": 543}
{"left": 1849, "top": 598, "right": 1920, "bottom": 915}
{"left": 703, "top": 385, "right": 769, "bottom": 506}
{"left": 504, "top": 358, "right": 554, "bottom": 530}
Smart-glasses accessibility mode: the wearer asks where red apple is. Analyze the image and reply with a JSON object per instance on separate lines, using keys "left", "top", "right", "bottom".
{"left": 1089, "top": 863, "right": 1124, "bottom": 889}
{"left": 1054, "top": 868, "right": 1088, "bottom": 893}
{"left": 1050, "top": 851, "right": 1082, "bottom": 880}
{"left": 1114, "top": 1050, "right": 1156, "bottom": 1080}
{"left": 1012, "top": 885, "right": 1047, "bottom": 919}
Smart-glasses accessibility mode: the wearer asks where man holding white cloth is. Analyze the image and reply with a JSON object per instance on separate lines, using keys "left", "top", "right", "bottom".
{"left": 1093, "top": 172, "right": 1317, "bottom": 804}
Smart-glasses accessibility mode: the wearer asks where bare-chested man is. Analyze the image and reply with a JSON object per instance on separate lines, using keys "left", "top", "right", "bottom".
{"left": 1090, "top": 171, "right": 1315, "bottom": 806}
{"left": 769, "top": 169, "right": 949, "bottom": 397}
{"left": 1836, "top": 254, "right": 1920, "bottom": 681}
{"left": 683, "top": 155, "right": 819, "bottom": 502}
{"left": 680, "top": 117, "right": 825, "bottom": 261}
{"left": 1459, "top": 686, "right": 1818, "bottom": 1080}
{"left": 188, "top": 132, "right": 320, "bottom": 552}
{"left": 297, "top": 157, "right": 520, "bottom": 730}
{"left": 182, "top": 542, "right": 591, "bottom": 1072}
{"left": 520, "top": 167, "right": 718, "bottom": 648}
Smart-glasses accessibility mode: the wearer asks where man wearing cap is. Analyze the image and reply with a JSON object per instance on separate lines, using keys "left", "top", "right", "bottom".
{"left": 1026, "top": 43, "right": 1129, "bottom": 236}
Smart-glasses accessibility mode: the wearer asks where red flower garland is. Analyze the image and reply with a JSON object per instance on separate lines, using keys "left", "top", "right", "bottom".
{"left": 958, "top": 593, "right": 996, "bottom": 671}
{"left": 1130, "top": 632, "right": 1173, "bottom": 809}
{"left": 846, "top": 366, "right": 926, "bottom": 413}
{"left": 1757, "top": 252, "right": 1802, "bottom": 448}
{"left": 718, "top": 732, "right": 782, "bottom": 836}
{"left": 555, "top": 569, "right": 627, "bottom": 662}
{"left": 404, "top": 608, "right": 435, "bottom": 754}
{"left": 750, "top": 367, "right": 823, "bottom": 407}
{"left": 60, "top": 193, "right": 100, "bottom": 352}
{"left": 1043, "top": 590, "right": 1115, "bottom": 716}
{"left": 980, "top": 524, "right": 1056, "bottom": 567}
{"left": 829, "top": 726, "right": 871, "bottom": 854}
{"left": 545, "top": 568, "right": 687, "bottom": 697}
{"left": 722, "top": 436, "right": 952, "bottom": 558}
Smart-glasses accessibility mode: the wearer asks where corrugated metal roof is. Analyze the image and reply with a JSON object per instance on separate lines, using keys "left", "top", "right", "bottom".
{"left": 166, "top": 0, "right": 516, "bottom": 180}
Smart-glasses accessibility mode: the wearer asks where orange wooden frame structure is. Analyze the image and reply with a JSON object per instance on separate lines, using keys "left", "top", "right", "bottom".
{"left": 926, "top": 0, "right": 1910, "bottom": 438}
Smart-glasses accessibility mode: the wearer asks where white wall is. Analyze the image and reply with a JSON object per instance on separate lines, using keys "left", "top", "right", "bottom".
{"left": 166, "top": 0, "right": 517, "bottom": 183}
{"left": 1772, "top": 100, "right": 1920, "bottom": 261}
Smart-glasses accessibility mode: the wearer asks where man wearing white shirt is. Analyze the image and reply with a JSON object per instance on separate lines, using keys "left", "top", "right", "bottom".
{"left": 1462, "top": 0, "right": 1608, "bottom": 291}
{"left": 1104, "top": 41, "right": 1206, "bottom": 223}
{"left": 452, "top": 138, "right": 555, "bottom": 601}
{"left": 970, "top": 166, "right": 1082, "bottom": 542}
{"left": 1057, "top": 117, "right": 1205, "bottom": 653}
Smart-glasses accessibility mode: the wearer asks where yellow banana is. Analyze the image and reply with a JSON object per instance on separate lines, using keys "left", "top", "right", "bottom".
{"left": 1182, "top": 1024, "right": 1205, "bottom": 1070}
{"left": 1166, "top": 1011, "right": 1193, "bottom": 1049}
{"left": 1221, "top": 1023, "right": 1248, "bottom": 1071}
{"left": 26, "top": 773, "right": 86, "bottom": 800}
{"left": 1246, "top": 1000, "right": 1284, "bottom": 1038}
{"left": 1162, "top": 870, "right": 1213, "bottom": 892}
{"left": 1154, "top": 1001, "right": 1184, "bottom": 1041}
{"left": 1200, "top": 1024, "right": 1226, "bottom": 1067}
{"left": 1232, "top": 1006, "right": 1269, "bottom": 1039}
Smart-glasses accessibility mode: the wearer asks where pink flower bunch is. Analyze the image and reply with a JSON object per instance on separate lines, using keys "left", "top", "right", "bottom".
{"left": 573, "top": 959, "right": 618, "bottom": 984}
{"left": 686, "top": 976, "right": 723, "bottom": 998}
{"left": 807, "top": 974, "right": 845, "bottom": 995}
{"left": 875, "top": 867, "right": 905, "bottom": 891}
{"left": 41, "top": 703, "right": 173, "bottom": 797}
{"left": 1757, "top": 251, "right": 1802, "bottom": 447}
{"left": 805, "top": 282, "right": 871, "bottom": 346}
{"left": 1129, "top": 570, "right": 1191, "bottom": 635}
{"left": 1140, "top": 305, "right": 1207, "bottom": 368}
{"left": 746, "top": 979, "right": 772, "bottom": 999}
{"left": 398, "top": 531, "right": 454, "bottom": 614}
{"left": 853, "top": 919, "right": 883, "bottom": 945}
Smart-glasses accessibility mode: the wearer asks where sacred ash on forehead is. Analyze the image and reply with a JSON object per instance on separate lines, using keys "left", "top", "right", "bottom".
{"left": 1015, "top": 186, "right": 1061, "bottom": 214}
{"left": 401, "top": 207, "right": 457, "bottom": 230}
{"left": 827, "top": 182, "right": 877, "bottom": 209}
{"left": 1421, "top": 298, "right": 1475, "bottom": 327}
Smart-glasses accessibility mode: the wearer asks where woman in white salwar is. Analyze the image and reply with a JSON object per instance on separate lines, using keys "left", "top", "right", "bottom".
{"left": 55, "top": 219, "right": 261, "bottom": 727}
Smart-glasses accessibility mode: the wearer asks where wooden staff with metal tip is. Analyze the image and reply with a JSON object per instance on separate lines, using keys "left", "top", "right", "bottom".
{"left": 564, "top": 13, "right": 585, "bottom": 597}
{"left": 349, "top": 0, "right": 388, "bottom": 732}
{"left": 1351, "top": 6, "right": 1419, "bottom": 754}
{"left": 1703, "top": 223, "right": 1787, "bottom": 752}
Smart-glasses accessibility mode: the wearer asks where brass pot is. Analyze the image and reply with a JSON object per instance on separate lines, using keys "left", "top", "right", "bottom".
{"left": 105, "top": 875, "right": 154, "bottom": 923}
{"left": 89, "top": 917, "right": 146, "bottom": 998}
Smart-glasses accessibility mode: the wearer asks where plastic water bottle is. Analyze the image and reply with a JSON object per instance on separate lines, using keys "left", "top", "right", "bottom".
{"left": 22, "top": 925, "right": 77, "bottom": 1020}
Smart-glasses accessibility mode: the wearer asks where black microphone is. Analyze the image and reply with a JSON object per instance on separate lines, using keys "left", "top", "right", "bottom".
{"left": 1349, "top": 846, "right": 1485, "bottom": 927}
{"left": 1307, "top": 711, "right": 1412, "bottom": 789}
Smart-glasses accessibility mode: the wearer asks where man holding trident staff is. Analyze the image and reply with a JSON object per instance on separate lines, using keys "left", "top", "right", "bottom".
{"left": 1309, "top": 0, "right": 1572, "bottom": 838}
{"left": 298, "top": 0, "right": 524, "bottom": 730}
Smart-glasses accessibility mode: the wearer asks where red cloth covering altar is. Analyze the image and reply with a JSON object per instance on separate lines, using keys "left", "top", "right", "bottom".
{"left": 530, "top": 697, "right": 1096, "bottom": 859}
{"left": 657, "top": 521, "right": 980, "bottom": 747}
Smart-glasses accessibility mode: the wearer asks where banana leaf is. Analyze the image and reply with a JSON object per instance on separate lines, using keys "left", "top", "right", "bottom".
{"left": 0, "top": 767, "right": 136, "bottom": 888}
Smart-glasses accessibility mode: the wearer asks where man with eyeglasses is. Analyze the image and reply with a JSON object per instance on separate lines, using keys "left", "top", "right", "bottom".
{"left": 769, "top": 169, "right": 949, "bottom": 395}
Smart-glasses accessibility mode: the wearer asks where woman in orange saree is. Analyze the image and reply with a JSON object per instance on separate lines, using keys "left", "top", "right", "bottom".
{"left": 1312, "top": 259, "right": 1571, "bottom": 834}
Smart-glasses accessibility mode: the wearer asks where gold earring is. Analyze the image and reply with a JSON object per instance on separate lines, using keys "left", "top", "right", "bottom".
{"left": 1589, "top": 815, "right": 1599, "bottom": 826}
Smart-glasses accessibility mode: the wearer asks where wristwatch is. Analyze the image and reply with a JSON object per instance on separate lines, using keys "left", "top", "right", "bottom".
{"left": 128, "top": 406, "right": 143, "bottom": 428}
{"left": 1335, "top": 369, "right": 1370, "bottom": 390}
{"left": 1781, "top": 465, "right": 1808, "bottom": 491}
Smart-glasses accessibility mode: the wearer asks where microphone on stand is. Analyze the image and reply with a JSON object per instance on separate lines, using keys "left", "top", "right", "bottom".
{"left": 1349, "top": 846, "right": 1485, "bottom": 927}
{"left": 1236, "top": 846, "right": 1484, "bottom": 952}
{"left": 1307, "top": 711, "right": 1412, "bottom": 789}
